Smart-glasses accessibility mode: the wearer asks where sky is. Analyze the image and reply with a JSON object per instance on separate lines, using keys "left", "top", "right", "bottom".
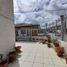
{"left": 13, "top": 0, "right": 67, "bottom": 24}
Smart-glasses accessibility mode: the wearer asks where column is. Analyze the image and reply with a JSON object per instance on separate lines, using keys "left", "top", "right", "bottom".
{"left": 0, "top": 0, "right": 15, "bottom": 57}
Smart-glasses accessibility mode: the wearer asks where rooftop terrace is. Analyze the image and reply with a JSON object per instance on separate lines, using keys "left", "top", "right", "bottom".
{"left": 9, "top": 42, "right": 67, "bottom": 67}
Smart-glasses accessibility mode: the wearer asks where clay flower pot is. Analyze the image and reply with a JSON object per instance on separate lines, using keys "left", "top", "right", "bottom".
{"left": 55, "top": 47, "right": 64, "bottom": 57}
{"left": 15, "top": 46, "right": 21, "bottom": 50}
{"left": 55, "top": 47, "right": 61, "bottom": 53}
{"left": 15, "top": 46, "right": 22, "bottom": 54}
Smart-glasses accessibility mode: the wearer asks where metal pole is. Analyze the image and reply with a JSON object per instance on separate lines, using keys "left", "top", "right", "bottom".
{"left": 60, "top": 15, "right": 65, "bottom": 41}
{"left": 55, "top": 20, "right": 57, "bottom": 36}
{"left": 45, "top": 23, "right": 48, "bottom": 32}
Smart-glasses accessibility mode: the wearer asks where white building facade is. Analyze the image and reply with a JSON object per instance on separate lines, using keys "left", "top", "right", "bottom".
{"left": 0, "top": 0, "right": 15, "bottom": 57}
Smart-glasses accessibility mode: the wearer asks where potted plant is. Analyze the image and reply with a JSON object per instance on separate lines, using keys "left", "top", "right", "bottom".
{"left": 0, "top": 54, "right": 8, "bottom": 67}
{"left": 60, "top": 47, "right": 65, "bottom": 54}
{"left": 47, "top": 36, "right": 52, "bottom": 48}
{"left": 42, "top": 39, "right": 46, "bottom": 44}
{"left": 7, "top": 51, "right": 17, "bottom": 63}
{"left": 8, "top": 46, "right": 22, "bottom": 63}
{"left": 47, "top": 43, "right": 52, "bottom": 48}
{"left": 53, "top": 40, "right": 60, "bottom": 53}
{"left": 56, "top": 47, "right": 64, "bottom": 57}
{"left": 15, "top": 46, "right": 22, "bottom": 54}
{"left": 46, "top": 35, "right": 52, "bottom": 43}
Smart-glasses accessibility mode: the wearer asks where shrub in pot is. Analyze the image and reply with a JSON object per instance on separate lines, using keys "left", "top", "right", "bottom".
{"left": 40, "top": 38, "right": 45, "bottom": 44}
{"left": 0, "top": 54, "right": 8, "bottom": 67}
{"left": 47, "top": 43, "right": 52, "bottom": 48}
{"left": 47, "top": 37, "right": 52, "bottom": 48}
{"left": 60, "top": 47, "right": 65, "bottom": 54}
{"left": 46, "top": 35, "right": 52, "bottom": 43}
{"left": 45, "top": 39, "right": 48, "bottom": 42}
{"left": 53, "top": 39, "right": 57, "bottom": 43}
{"left": 8, "top": 46, "right": 22, "bottom": 63}
{"left": 42, "top": 40, "right": 46, "bottom": 44}
{"left": 15, "top": 46, "right": 22, "bottom": 54}
{"left": 54, "top": 40, "right": 61, "bottom": 56}
{"left": 7, "top": 51, "right": 17, "bottom": 63}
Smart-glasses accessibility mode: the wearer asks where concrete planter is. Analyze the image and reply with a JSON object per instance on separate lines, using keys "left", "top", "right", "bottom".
{"left": 0, "top": 62, "right": 8, "bottom": 67}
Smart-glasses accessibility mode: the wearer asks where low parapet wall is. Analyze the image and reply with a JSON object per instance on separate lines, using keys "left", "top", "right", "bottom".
{"left": 48, "top": 33, "right": 67, "bottom": 55}
{"left": 58, "top": 40, "right": 67, "bottom": 55}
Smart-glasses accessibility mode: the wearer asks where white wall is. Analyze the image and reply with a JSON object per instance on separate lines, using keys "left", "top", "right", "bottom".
{"left": 0, "top": 0, "right": 15, "bottom": 57}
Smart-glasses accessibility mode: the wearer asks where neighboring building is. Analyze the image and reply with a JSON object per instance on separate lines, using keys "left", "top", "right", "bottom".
{"left": 15, "top": 23, "right": 45, "bottom": 41}
{"left": 47, "top": 18, "right": 61, "bottom": 33}
{"left": 46, "top": 17, "right": 67, "bottom": 41}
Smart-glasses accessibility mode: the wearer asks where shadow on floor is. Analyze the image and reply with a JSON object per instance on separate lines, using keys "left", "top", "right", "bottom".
{"left": 9, "top": 60, "right": 20, "bottom": 67}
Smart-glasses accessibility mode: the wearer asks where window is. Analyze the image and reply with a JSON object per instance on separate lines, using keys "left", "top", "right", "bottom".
{"left": 21, "top": 30, "right": 26, "bottom": 34}
{"left": 21, "top": 30, "right": 27, "bottom": 36}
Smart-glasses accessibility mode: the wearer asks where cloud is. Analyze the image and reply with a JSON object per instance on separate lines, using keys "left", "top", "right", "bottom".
{"left": 44, "top": 0, "right": 67, "bottom": 15}
{"left": 14, "top": 0, "right": 67, "bottom": 24}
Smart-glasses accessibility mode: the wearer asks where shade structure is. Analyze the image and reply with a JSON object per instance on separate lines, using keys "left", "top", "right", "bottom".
{"left": 44, "top": 0, "right": 67, "bottom": 41}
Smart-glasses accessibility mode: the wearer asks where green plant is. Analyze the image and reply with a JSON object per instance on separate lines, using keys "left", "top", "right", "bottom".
{"left": 47, "top": 43, "right": 52, "bottom": 48}
{"left": 8, "top": 46, "right": 22, "bottom": 63}
{"left": 7, "top": 51, "right": 17, "bottom": 63}
{"left": 61, "top": 47, "right": 64, "bottom": 54}
{"left": 42, "top": 40, "right": 46, "bottom": 44}
{"left": 15, "top": 46, "right": 22, "bottom": 54}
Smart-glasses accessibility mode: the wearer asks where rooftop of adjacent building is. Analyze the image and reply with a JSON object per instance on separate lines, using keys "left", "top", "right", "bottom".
{"left": 15, "top": 23, "right": 40, "bottom": 29}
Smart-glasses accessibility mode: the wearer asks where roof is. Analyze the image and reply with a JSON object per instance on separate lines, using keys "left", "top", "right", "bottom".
{"left": 15, "top": 23, "right": 40, "bottom": 29}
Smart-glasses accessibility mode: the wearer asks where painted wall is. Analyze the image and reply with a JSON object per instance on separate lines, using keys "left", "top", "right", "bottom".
{"left": 0, "top": 0, "right": 15, "bottom": 57}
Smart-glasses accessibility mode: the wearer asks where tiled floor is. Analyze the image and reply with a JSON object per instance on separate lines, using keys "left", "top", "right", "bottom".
{"left": 16, "top": 42, "right": 67, "bottom": 67}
